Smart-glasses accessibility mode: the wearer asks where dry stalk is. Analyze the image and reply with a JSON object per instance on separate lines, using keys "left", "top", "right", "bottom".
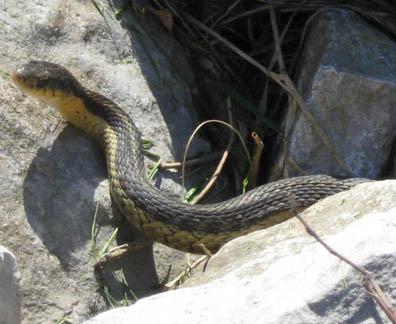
{"left": 158, "top": 151, "right": 222, "bottom": 170}
{"left": 164, "top": 255, "right": 208, "bottom": 289}
{"left": 289, "top": 195, "right": 396, "bottom": 323}
{"left": 247, "top": 132, "right": 264, "bottom": 189}
{"left": 189, "top": 99, "right": 236, "bottom": 204}
{"left": 181, "top": 119, "right": 251, "bottom": 200}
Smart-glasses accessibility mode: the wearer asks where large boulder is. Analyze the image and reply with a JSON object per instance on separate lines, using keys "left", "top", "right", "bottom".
{"left": 271, "top": 9, "right": 396, "bottom": 179}
{"left": 82, "top": 181, "right": 396, "bottom": 324}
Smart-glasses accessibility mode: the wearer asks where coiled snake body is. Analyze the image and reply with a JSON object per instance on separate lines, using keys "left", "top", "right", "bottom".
{"left": 11, "top": 61, "right": 368, "bottom": 254}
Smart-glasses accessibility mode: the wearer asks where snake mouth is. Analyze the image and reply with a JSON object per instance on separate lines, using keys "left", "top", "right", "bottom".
{"left": 11, "top": 70, "right": 44, "bottom": 96}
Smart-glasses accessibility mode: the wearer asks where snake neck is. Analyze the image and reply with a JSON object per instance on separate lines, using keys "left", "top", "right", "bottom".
{"left": 102, "top": 105, "right": 146, "bottom": 180}
{"left": 92, "top": 93, "right": 149, "bottom": 195}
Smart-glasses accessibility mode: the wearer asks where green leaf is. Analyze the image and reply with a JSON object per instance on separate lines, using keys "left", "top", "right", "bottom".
{"left": 148, "top": 158, "right": 162, "bottom": 180}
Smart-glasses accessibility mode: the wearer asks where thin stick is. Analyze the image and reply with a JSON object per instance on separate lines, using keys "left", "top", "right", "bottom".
{"left": 290, "top": 196, "right": 396, "bottom": 323}
{"left": 181, "top": 119, "right": 251, "bottom": 196}
{"left": 158, "top": 151, "right": 223, "bottom": 170}
{"left": 191, "top": 100, "right": 235, "bottom": 204}
{"left": 247, "top": 132, "right": 264, "bottom": 189}
{"left": 190, "top": 142, "right": 233, "bottom": 204}
{"left": 164, "top": 255, "right": 208, "bottom": 289}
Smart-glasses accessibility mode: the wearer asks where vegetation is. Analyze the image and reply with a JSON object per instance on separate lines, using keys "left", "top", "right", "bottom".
{"left": 132, "top": 0, "right": 396, "bottom": 181}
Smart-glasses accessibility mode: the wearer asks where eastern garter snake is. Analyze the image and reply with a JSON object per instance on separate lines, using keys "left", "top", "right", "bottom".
{"left": 11, "top": 61, "right": 369, "bottom": 254}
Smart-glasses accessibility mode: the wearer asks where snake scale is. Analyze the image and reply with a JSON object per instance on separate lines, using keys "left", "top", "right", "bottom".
{"left": 11, "top": 61, "right": 369, "bottom": 254}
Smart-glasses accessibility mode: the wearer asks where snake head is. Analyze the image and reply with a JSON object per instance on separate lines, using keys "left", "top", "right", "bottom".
{"left": 11, "top": 61, "right": 110, "bottom": 144}
{"left": 11, "top": 61, "right": 81, "bottom": 105}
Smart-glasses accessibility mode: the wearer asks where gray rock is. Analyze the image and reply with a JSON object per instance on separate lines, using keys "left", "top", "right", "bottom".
{"left": 82, "top": 181, "right": 396, "bottom": 324}
{"left": 0, "top": 246, "right": 21, "bottom": 324}
{"left": 272, "top": 9, "right": 396, "bottom": 179}
{"left": 1, "top": 0, "right": 207, "bottom": 322}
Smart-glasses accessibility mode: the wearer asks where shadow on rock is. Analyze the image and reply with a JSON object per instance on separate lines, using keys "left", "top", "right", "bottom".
{"left": 23, "top": 126, "right": 107, "bottom": 268}
{"left": 308, "top": 282, "right": 383, "bottom": 324}
{"left": 23, "top": 126, "right": 160, "bottom": 298}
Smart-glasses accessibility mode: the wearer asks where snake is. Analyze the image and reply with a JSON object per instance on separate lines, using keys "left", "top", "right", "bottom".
{"left": 11, "top": 61, "right": 369, "bottom": 254}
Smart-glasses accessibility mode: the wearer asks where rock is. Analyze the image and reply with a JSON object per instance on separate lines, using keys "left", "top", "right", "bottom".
{"left": 0, "top": 246, "right": 21, "bottom": 324}
{"left": 1, "top": 0, "right": 208, "bottom": 322}
{"left": 271, "top": 9, "right": 396, "bottom": 179}
{"left": 81, "top": 181, "right": 396, "bottom": 324}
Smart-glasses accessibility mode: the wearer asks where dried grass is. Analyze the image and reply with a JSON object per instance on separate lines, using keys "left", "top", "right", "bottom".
{"left": 148, "top": 0, "right": 396, "bottom": 179}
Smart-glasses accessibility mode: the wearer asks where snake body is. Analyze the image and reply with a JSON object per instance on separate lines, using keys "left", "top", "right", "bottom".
{"left": 11, "top": 61, "right": 369, "bottom": 254}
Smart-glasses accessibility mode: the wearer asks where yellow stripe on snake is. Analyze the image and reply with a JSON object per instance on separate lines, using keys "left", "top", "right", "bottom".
{"left": 11, "top": 61, "right": 369, "bottom": 254}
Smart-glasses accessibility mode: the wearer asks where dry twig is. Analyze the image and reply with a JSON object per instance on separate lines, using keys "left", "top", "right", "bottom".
{"left": 247, "top": 132, "right": 264, "bottom": 189}
{"left": 289, "top": 195, "right": 396, "bottom": 323}
{"left": 190, "top": 99, "right": 235, "bottom": 204}
{"left": 164, "top": 255, "right": 208, "bottom": 288}
{"left": 158, "top": 151, "right": 222, "bottom": 170}
{"left": 181, "top": 119, "right": 251, "bottom": 200}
